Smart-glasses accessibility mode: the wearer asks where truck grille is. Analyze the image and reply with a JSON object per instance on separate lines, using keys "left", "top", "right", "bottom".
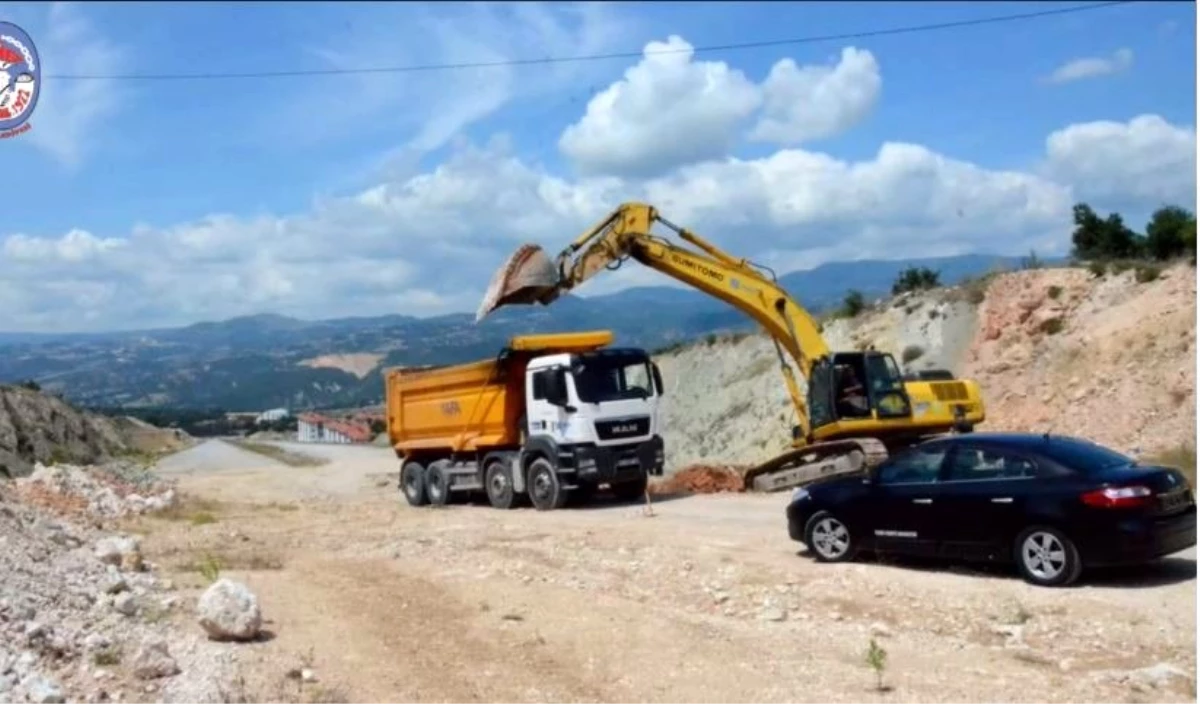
{"left": 930, "top": 382, "right": 968, "bottom": 402}
{"left": 594, "top": 416, "right": 650, "bottom": 441}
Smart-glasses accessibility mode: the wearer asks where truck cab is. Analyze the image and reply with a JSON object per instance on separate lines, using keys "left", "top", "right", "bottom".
{"left": 522, "top": 347, "right": 665, "bottom": 504}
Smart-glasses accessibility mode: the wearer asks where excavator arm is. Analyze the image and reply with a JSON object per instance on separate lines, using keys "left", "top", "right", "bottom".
{"left": 478, "top": 201, "right": 984, "bottom": 492}
{"left": 478, "top": 201, "right": 830, "bottom": 445}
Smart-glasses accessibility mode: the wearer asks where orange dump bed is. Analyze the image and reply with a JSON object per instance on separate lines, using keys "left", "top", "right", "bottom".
{"left": 385, "top": 331, "right": 613, "bottom": 456}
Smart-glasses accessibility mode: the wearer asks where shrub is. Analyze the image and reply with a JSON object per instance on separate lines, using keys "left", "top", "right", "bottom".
{"left": 1047, "top": 285, "right": 1062, "bottom": 300}
{"left": 1039, "top": 318, "right": 1064, "bottom": 335}
{"left": 1134, "top": 265, "right": 1161, "bottom": 284}
{"left": 901, "top": 345, "right": 925, "bottom": 364}
{"left": 1087, "top": 261, "right": 1107, "bottom": 278}
{"left": 841, "top": 290, "right": 866, "bottom": 318}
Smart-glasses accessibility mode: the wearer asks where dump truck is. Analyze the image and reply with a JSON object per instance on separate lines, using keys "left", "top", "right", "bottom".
{"left": 385, "top": 330, "right": 666, "bottom": 511}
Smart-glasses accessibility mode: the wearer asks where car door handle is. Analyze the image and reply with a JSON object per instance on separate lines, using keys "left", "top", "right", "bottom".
{"left": 912, "top": 498, "right": 933, "bottom": 504}
{"left": 991, "top": 497, "right": 1013, "bottom": 504}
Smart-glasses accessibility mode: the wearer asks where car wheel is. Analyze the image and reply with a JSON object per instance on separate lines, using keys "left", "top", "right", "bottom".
{"left": 1014, "top": 526, "right": 1082, "bottom": 587}
{"left": 400, "top": 461, "right": 427, "bottom": 507}
{"left": 804, "top": 510, "right": 857, "bottom": 563}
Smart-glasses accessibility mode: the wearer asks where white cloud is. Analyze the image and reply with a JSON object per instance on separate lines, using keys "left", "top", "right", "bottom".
{"left": 9, "top": 111, "right": 1192, "bottom": 332}
{"left": 749, "top": 47, "right": 881, "bottom": 145}
{"left": 1044, "top": 48, "right": 1133, "bottom": 84}
{"left": 1043, "top": 114, "right": 1197, "bottom": 209}
{"left": 558, "top": 35, "right": 762, "bottom": 178}
{"left": 559, "top": 37, "right": 882, "bottom": 177}
{"left": 0, "top": 23, "right": 1191, "bottom": 334}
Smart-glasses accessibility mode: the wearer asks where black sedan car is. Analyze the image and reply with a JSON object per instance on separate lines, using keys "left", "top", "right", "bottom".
{"left": 786, "top": 432, "right": 1196, "bottom": 586}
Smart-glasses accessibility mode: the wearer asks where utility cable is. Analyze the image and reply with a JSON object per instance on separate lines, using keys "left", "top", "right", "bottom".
{"left": 47, "top": 1, "right": 1132, "bottom": 81}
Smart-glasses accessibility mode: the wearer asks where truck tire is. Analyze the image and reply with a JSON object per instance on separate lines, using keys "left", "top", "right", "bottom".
{"left": 484, "top": 457, "right": 518, "bottom": 510}
{"left": 400, "top": 461, "right": 427, "bottom": 507}
{"left": 527, "top": 457, "right": 567, "bottom": 511}
{"left": 426, "top": 462, "right": 450, "bottom": 506}
{"left": 613, "top": 472, "right": 648, "bottom": 502}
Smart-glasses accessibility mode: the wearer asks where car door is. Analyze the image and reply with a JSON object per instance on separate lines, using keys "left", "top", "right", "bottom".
{"left": 935, "top": 444, "right": 1040, "bottom": 560}
{"left": 866, "top": 442, "right": 951, "bottom": 557}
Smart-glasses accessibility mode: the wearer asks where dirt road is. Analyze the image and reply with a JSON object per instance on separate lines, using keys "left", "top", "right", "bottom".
{"left": 135, "top": 440, "right": 1197, "bottom": 703}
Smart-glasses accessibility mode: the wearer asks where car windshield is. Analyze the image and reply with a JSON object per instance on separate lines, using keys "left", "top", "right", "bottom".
{"left": 572, "top": 353, "right": 655, "bottom": 404}
{"left": 1039, "top": 437, "right": 1132, "bottom": 472}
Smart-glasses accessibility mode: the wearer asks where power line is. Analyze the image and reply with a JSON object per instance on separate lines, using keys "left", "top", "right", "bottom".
{"left": 48, "top": 1, "right": 1132, "bottom": 81}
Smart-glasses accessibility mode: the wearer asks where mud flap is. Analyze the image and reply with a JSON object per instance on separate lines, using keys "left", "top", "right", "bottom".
{"left": 476, "top": 244, "right": 561, "bottom": 322}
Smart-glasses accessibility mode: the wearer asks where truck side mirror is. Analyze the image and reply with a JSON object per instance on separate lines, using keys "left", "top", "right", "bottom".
{"left": 651, "top": 363, "right": 664, "bottom": 396}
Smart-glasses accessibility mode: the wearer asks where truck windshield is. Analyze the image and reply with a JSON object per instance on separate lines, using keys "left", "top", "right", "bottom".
{"left": 572, "top": 354, "right": 656, "bottom": 404}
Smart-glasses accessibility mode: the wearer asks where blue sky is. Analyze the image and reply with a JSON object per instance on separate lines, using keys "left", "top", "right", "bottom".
{"left": 0, "top": 1, "right": 1195, "bottom": 331}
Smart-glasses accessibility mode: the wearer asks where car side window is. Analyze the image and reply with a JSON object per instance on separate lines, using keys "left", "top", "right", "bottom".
{"left": 945, "top": 447, "right": 1037, "bottom": 482}
{"left": 876, "top": 445, "right": 946, "bottom": 485}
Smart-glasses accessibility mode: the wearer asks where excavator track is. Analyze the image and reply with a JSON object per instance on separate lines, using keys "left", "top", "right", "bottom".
{"left": 741, "top": 438, "right": 890, "bottom": 493}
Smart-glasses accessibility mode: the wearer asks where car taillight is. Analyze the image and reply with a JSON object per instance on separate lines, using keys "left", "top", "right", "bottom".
{"left": 1080, "top": 485, "right": 1153, "bottom": 508}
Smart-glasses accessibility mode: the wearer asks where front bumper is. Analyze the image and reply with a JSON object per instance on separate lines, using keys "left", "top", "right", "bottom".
{"left": 567, "top": 435, "right": 665, "bottom": 484}
{"left": 1081, "top": 508, "right": 1197, "bottom": 567}
{"left": 786, "top": 499, "right": 813, "bottom": 542}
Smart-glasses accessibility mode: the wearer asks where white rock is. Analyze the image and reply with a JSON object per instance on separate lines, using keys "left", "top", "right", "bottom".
{"left": 759, "top": 607, "right": 787, "bottom": 622}
{"left": 113, "top": 593, "right": 137, "bottom": 617}
{"left": 301, "top": 668, "right": 318, "bottom": 683}
{"left": 196, "top": 579, "right": 262, "bottom": 641}
{"left": 131, "top": 638, "right": 180, "bottom": 680}
{"left": 23, "top": 675, "right": 65, "bottom": 704}
{"left": 869, "top": 622, "right": 894, "bottom": 638}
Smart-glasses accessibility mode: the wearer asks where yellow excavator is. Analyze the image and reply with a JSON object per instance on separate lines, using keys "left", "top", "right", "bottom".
{"left": 476, "top": 202, "right": 986, "bottom": 492}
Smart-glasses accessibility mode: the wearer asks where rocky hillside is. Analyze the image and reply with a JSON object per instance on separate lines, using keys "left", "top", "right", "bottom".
{"left": 653, "top": 262, "right": 1196, "bottom": 473}
{"left": 0, "top": 386, "right": 192, "bottom": 478}
{"left": 0, "top": 385, "right": 130, "bottom": 479}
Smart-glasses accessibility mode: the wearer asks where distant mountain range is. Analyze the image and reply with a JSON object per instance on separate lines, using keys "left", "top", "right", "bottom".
{"left": 0, "top": 253, "right": 1051, "bottom": 411}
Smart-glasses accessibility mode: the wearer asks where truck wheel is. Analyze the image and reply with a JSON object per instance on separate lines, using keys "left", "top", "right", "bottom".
{"left": 484, "top": 458, "right": 518, "bottom": 510}
{"left": 613, "top": 473, "right": 648, "bottom": 502}
{"left": 527, "top": 457, "right": 567, "bottom": 511}
{"left": 426, "top": 463, "right": 450, "bottom": 506}
{"left": 400, "top": 461, "right": 427, "bottom": 507}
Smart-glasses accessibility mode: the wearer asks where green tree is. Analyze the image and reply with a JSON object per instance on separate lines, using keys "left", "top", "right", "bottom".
{"left": 1145, "top": 205, "right": 1197, "bottom": 261}
{"left": 892, "top": 266, "right": 940, "bottom": 295}
{"left": 841, "top": 290, "right": 866, "bottom": 318}
{"left": 1071, "top": 202, "right": 1142, "bottom": 260}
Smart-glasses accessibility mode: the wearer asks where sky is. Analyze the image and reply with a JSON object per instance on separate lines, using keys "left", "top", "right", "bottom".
{"left": 0, "top": 0, "right": 1195, "bottom": 333}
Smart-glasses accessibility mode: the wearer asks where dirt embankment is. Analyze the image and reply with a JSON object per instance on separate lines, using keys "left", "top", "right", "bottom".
{"left": 0, "top": 386, "right": 194, "bottom": 478}
{"left": 962, "top": 264, "right": 1195, "bottom": 458}
{"left": 652, "top": 263, "right": 1196, "bottom": 477}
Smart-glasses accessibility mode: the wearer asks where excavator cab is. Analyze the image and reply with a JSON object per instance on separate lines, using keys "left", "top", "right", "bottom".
{"left": 807, "top": 352, "right": 913, "bottom": 437}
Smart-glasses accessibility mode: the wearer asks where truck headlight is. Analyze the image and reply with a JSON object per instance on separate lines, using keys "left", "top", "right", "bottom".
{"left": 790, "top": 487, "right": 809, "bottom": 503}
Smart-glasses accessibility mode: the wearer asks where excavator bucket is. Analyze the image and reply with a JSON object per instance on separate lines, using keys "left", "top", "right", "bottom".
{"left": 475, "top": 243, "right": 561, "bottom": 322}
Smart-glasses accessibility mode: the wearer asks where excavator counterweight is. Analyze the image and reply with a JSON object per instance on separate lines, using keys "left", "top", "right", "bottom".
{"left": 476, "top": 202, "right": 987, "bottom": 493}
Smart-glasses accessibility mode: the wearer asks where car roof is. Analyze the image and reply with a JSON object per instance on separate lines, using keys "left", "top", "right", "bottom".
{"left": 921, "top": 432, "right": 1103, "bottom": 451}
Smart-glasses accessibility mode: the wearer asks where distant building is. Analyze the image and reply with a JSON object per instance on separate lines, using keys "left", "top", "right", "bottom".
{"left": 256, "top": 408, "right": 290, "bottom": 424}
{"left": 296, "top": 413, "right": 372, "bottom": 444}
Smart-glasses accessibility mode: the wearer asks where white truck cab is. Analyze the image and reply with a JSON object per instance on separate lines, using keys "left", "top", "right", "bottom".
{"left": 521, "top": 347, "right": 665, "bottom": 499}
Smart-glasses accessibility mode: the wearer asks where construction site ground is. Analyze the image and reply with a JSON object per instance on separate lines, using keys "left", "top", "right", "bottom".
{"left": 141, "top": 439, "right": 1197, "bottom": 703}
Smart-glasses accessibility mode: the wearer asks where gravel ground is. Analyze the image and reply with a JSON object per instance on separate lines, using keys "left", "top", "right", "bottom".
{"left": 124, "top": 441, "right": 1197, "bottom": 703}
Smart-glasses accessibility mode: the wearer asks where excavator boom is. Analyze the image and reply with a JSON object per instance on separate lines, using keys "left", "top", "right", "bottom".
{"left": 478, "top": 202, "right": 985, "bottom": 492}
